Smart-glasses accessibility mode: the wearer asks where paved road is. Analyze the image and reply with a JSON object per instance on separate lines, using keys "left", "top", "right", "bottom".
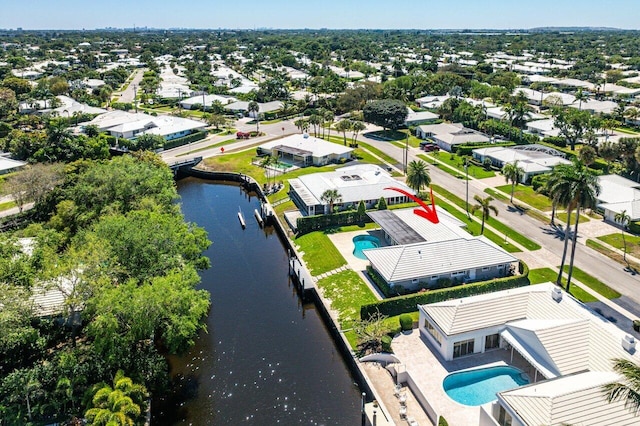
{"left": 114, "top": 69, "right": 145, "bottom": 104}
{"left": 358, "top": 134, "right": 640, "bottom": 307}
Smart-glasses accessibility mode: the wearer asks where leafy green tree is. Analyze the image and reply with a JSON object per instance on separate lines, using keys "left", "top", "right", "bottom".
{"left": 0, "top": 87, "right": 17, "bottom": 118}
{"left": 406, "top": 160, "right": 431, "bottom": 194}
{"left": 1, "top": 76, "right": 31, "bottom": 95}
{"left": 377, "top": 197, "right": 387, "bottom": 210}
{"left": 599, "top": 141, "right": 620, "bottom": 173}
{"left": 363, "top": 99, "right": 408, "bottom": 130}
{"left": 471, "top": 195, "right": 498, "bottom": 235}
{"left": 321, "top": 189, "right": 342, "bottom": 214}
{"left": 552, "top": 107, "right": 593, "bottom": 151}
{"left": 579, "top": 145, "right": 597, "bottom": 166}
{"left": 502, "top": 161, "right": 524, "bottom": 203}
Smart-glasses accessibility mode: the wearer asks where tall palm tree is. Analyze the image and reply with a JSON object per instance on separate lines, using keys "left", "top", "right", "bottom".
{"left": 502, "top": 161, "right": 524, "bottom": 203}
{"left": 324, "top": 109, "right": 334, "bottom": 140}
{"left": 351, "top": 121, "right": 366, "bottom": 145}
{"left": 615, "top": 210, "right": 631, "bottom": 265}
{"left": 260, "top": 155, "right": 277, "bottom": 189}
{"left": 406, "top": 160, "right": 431, "bottom": 195}
{"left": 471, "top": 195, "right": 498, "bottom": 235}
{"left": 248, "top": 101, "right": 260, "bottom": 133}
{"left": 625, "top": 107, "right": 640, "bottom": 125}
{"left": 603, "top": 358, "right": 640, "bottom": 415}
{"left": 549, "top": 160, "right": 600, "bottom": 290}
{"left": 308, "top": 113, "right": 322, "bottom": 137}
{"left": 321, "top": 189, "right": 342, "bottom": 214}
{"left": 574, "top": 88, "right": 589, "bottom": 111}
{"left": 335, "top": 119, "right": 352, "bottom": 146}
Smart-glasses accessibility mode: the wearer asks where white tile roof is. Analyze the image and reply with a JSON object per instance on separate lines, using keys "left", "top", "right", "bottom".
{"left": 499, "top": 371, "right": 639, "bottom": 426}
{"left": 364, "top": 236, "right": 517, "bottom": 283}
{"left": 261, "top": 134, "right": 353, "bottom": 160}
{"left": 288, "top": 164, "right": 409, "bottom": 207}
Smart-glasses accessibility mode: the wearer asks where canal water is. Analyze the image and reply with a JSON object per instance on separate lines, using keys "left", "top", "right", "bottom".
{"left": 152, "top": 178, "right": 362, "bottom": 425}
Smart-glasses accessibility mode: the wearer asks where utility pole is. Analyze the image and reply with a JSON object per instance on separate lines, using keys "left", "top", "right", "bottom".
{"left": 465, "top": 158, "right": 470, "bottom": 218}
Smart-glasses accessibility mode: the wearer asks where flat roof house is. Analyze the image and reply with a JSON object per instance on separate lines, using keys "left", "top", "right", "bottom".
{"left": 288, "top": 164, "right": 411, "bottom": 216}
{"left": 415, "top": 283, "right": 640, "bottom": 426}
{"left": 416, "top": 123, "right": 490, "bottom": 152}
{"left": 89, "top": 111, "right": 206, "bottom": 141}
{"left": 257, "top": 134, "right": 353, "bottom": 169}
{"left": 472, "top": 145, "right": 570, "bottom": 183}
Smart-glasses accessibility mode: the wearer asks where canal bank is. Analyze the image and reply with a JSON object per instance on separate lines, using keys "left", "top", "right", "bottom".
{"left": 174, "top": 168, "right": 394, "bottom": 425}
{"left": 153, "top": 175, "right": 366, "bottom": 425}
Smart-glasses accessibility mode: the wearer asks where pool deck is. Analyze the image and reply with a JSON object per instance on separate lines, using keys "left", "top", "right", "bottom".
{"left": 392, "top": 329, "right": 538, "bottom": 426}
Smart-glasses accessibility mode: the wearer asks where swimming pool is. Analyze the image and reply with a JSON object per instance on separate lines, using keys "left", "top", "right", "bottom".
{"left": 443, "top": 366, "right": 529, "bottom": 406}
{"left": 352, "top": 235, "right": 380, "bottom": 259}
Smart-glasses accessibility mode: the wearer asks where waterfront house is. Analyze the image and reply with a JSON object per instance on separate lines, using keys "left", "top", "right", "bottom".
{"left": 363, "top": 207, "right": 518, "bottom": 290}
{"left": 258, "top": 133, "right": 353, "bottom": 169}
{"left": 414, "top": 283, "right": 640, "bottom": 426}
{"left": 88, "top": 110, "right": 205, "bottom": 141}
{"left": 288, "top": 164, "right": 411, "bottom": 215}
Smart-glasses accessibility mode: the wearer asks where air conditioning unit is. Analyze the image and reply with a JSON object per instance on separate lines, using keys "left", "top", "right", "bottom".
{"left": 552, "top": 286, "right": 563, "bottom": 302}
{"left": 622, "top": 334, "right": 636, "bottom": 353}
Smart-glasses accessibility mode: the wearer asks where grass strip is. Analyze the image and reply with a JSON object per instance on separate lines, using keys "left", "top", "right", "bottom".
{"left": 560, "top": 265, "right": 621, "bottom": 299}
{"left": 433, "top": 185, "right": 541, "bottom": 251}
{"left": 317, "top": 270, "right": 378, "bottom": 327}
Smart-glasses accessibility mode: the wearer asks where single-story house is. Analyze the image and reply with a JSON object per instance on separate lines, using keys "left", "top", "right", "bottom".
{"left": 416, "top": 122, "right": 490, "bottom": 152}
{"left": 405, "top": 108, "right": 439, "bottom": 126}
{"left": 258, "top": 134, "right": 353, "bottom": 169}
{"left": 224, "top": 100, "right": 282, "bottom": 118}
{"left": 288, "top": 164, "right": 407, "bottom": 215}
{"left": 363, "top": 207, "right": 518, "bottom": 290}
{"left": 568, "top": 99, "right": 618, "bottom": 115}
{"left": 0, "top": 154, "right": 27, "bottom": 175}
{"left": 526, "top": 118, "right": 560, "bottom": 138}
{"left": 88, "top": 110, "right": 206, "bottom": 141}
{"left": 415, "top": 95, "right": 451, "bottom": 110}
{"left": 179, "top": 94, "right": 237, "bottom": 110}
{"left": 472, "top": 145, "right": 570, "bottom": 183}
{"left": 417, "top": 283, "right": 640, "bottom": 426}
{"left": 597, "top": 174, "right": 640, "bottom": 222}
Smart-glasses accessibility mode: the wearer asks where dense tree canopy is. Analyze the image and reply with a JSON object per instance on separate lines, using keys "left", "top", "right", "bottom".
{"left": 363, "top": 99, "right": 408, "bottom": 130}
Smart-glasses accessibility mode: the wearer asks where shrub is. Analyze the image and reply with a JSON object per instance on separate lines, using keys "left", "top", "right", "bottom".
{"left": 297, "top": 210, "right": 373, "bottom": 235}
{"left": 361, "top": 261, "right": 529, "bottom": 319}
{"left": 542, "top": 136, "right": 566, "bottom": 148}
{"left": 377, "top": 197, "right": 388, "bottom": 210}
{"left": 381, "top": 335, "right": 393, "bottom": 352}
{"left": 399, "top": 314, "right": 413, "bottom": 331}
{"left": 629, "top": 221, "right": 640, "bottom": 234}
{"left": 438, "top": 416, "right": 449, "bottom": 426}
{"left": 163, "top": 131, "right": 207, "bottom": 150}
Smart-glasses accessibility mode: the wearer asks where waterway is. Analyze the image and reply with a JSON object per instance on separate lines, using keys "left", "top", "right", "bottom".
{"left": 152, "top": 178, "right": 363, "bottom": 425}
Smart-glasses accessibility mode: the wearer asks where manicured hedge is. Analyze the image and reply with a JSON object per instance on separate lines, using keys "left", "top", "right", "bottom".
{"left": 296, "top": 210, "right": 371, "bottom": 234}
{"left": 163, "top": 131, "right": 207, "bottom": 150}
{"left": 453, "top": 142, "right": 516, "bottom": 156}
{"left": 360, "top": 261, "right": 529, "bottom": 319}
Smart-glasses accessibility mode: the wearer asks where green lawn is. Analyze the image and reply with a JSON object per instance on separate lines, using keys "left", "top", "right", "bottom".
{"left": 335, "top": 222, "right": 380, "bottom": 233}
{"left": 597, "top": 232, "right": 640, "bottom": 258}
{"left": 0, "top": 200, "right": 16, "bottom": 212}
{"left": 433, "top": 185, "right": 541, "bottom": 251}
{"left": 422, "top": 154, "right": 495, "bottom": 179}
{"left": 560, "top": 265, "right": 621, "bottom": 299}
{"left": 556, "top": 211, "right": 590, "bottom": 225}
{"left": 294, "top": 231, "right": 347, "bottom": 275}
{"left": 528, "top": 268, "right": 557, "bottom": 284}
{"left": 495, "top": 184, "right": 553, "bottom": 211}
{"left": 435, "top": 196, "right": 520, "bottom": 253}
{"left": 316, "top": 270, "right": 377, "bottom": 327}
{"left": 176, "top": 138, "right": 236, "bottom": 156}
{"left": 587, "top": 239, "right": 640, "bottom": 272}
{"left": 615, "top": 127, "right": 640, "bottom": 135}
{"left": 418, "top": 155, "right": 465, "bottom": 179}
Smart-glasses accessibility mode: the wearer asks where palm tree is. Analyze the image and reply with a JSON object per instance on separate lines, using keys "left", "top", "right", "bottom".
{"left": 324, "top": 110, "right": 334, "bottom": 140}
{"left": 502, "top": 161, "right": 524, "bottom": 203}
{"left": 579, "top": 145, "right": 597, "bottom": 166}
{"left": 406, "top": 160, "right": 431, "bottom": 195}
{"left": 350, "top": 121, "right": 366, "bottom": 145}
{"left": 625, "top": 107, "right": 640, "bottom": 125}
{"left": 260, "top": 155, "right": 277, "bottom": 189}
{"left": 85, "top": 371, "right": 147, "bottom": 426}
{"left": 549, "top": 160, "right": 600, "bottom": 290}
{"left": 615, "top": 209, "right": 631, "bottom": 265}
{"left": 574, "top": 88, "right": 589, "bottom": 111}
{"left": 471, "top": 195, "right": 498, "bottom": 235}
{"left": 603, "top": 358, "right": 640, "bottom": 415}
{"left": 248, "top": 101, "right": 260, "bottom": 133}
{"left": 335, "top": 119, "right": 352, "bottom": 146}
{"left": 321, "top": 189, "right": 342, "bottom": 214}
{"left": 308, "top": 113, "right": 322, "bottom": 137}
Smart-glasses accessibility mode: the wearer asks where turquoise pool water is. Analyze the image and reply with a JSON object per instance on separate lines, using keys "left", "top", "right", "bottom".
{"left": 353, "top": 235, "right": 380, "bottom": 259}
{"left": 443, "top": 366, "right": 529, "bottom": 406}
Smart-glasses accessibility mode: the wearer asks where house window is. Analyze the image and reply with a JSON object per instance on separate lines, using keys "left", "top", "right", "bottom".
{"left": 453, "top": 339, "right": 475, "bottom": 358}
{"left": 485, "top": 333, "right": 500, "bottom": 350}
{"left": 424, "top": 319, "right": 442, "bottom": 347}
{"left": 412, "top": 279, "right": 419, "bottom": 284}
{"left": 498, "top": 405, "right": 513, "bottom": 426}
{"left": 482, "top": 267, "right": 490, "bottom": 271}
{"left": 431, "top": 276, "right": 438, "bottom": 281}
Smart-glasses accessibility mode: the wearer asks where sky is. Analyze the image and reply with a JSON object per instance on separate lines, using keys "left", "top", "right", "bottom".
{"left": 2, "top": 0, "right": 639, "bottom": 30}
